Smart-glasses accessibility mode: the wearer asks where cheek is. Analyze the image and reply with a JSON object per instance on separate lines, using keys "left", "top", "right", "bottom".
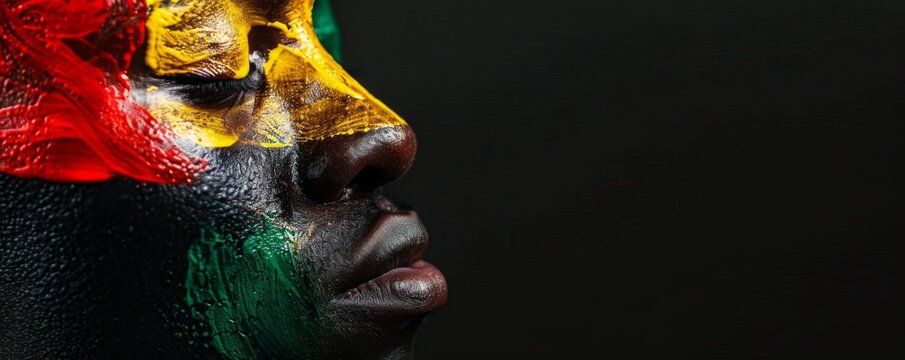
{"left": 145, "top": 98, "right": 247, "bottom": 148}
{"left": 184, "top": 217, "right": 327, "bottom": 358}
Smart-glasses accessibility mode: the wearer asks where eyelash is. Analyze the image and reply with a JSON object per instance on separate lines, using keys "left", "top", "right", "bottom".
{"left": 169, "top": 62, "right": 265, "bottom": 106}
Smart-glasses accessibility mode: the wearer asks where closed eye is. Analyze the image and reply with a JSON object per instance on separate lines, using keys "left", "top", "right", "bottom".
{"left": 165, "top": 57, "right": 265, "bottom": 107}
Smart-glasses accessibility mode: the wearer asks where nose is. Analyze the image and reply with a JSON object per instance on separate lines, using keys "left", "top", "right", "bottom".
{"left": 296, "top": 126, "right": 417, "bottom": 203}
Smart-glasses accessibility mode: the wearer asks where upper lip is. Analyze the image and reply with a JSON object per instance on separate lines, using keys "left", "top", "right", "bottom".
{"left": 334, "top": 210, "right": 428, "bottom": 295}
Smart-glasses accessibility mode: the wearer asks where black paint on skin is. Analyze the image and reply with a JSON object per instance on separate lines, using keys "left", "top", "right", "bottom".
{"left": 1, "top": 1, "right": 447, "bottom": 358}
{"left": 0, "top": 125, "right": 442, "bottom": 359}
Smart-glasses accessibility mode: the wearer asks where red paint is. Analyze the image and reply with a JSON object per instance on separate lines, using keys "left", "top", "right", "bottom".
{"left": 0, "top": 0, "right": 204, "bottom": 184}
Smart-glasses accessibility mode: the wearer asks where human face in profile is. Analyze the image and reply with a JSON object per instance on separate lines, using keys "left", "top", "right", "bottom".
{"left": 0, "top": 0, "right": 446, "bottom": 359}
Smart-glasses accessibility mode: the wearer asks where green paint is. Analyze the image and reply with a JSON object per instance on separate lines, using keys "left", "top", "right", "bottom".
{"left": 185, "top": 218, "right": 325, "bottom": 359}
{"left": 182, "top": 3, "right": 342, "bottom": 356}
{"left": 313, "top": 0, "right": 342, "bottom": 62}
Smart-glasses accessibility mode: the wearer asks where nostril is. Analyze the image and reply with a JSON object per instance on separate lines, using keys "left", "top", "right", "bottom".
{"left": 347, "top": 166, "right": 393, "bottom": 194}
{"left": 296, "top": 126, "right": 416, "bottom": 203}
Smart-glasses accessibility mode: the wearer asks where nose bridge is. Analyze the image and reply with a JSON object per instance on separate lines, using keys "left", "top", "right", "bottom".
{"left": 257, "top": 2, "right": 417, "bottom": 203}
{"left": 248, "top": 11, "right": 407, "bottom": 147}
{"left": 251, "top": 46, "right": 407, "bottom": 146}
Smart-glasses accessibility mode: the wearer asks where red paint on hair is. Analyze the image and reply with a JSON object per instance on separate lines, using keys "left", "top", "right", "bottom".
{"left": 0, "top": 0, "right": 204, "bottom": 184}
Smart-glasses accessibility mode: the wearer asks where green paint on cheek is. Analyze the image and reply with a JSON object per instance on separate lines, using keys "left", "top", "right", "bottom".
{"left": 185, "top": 218, "right": 325, "bottom": 359}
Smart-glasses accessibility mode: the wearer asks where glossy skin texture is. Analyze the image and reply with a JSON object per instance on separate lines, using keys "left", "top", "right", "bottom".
{"left": 0, "top": 0, "right": 446, "bottom": 359}
{"left": 0, "top": 0, "right": 203, "bottom": 183}
{"left": 142, "top": 0, "right": 406, "bottom": 149}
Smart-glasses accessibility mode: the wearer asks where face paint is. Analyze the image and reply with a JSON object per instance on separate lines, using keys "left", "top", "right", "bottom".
{"left": 145, "top": 0, "right": 251, "bottom": 79}
{"left": 144, "top": 0, "right": 407, "bottom": 148}
{"left": 1, "top": 0, "right": 403, "bottom": 182}
{"left": 0, "top": 0, "right": 204, "bottom": 184}
{"left": 185, "top": 217, "right": 325, "bottom": 359}
{"left": 1, "top": 2, "right": 440, "bottom": 358}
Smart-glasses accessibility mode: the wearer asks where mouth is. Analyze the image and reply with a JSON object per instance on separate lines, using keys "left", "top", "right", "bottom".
{"left": 330, "top": 211, "right": 448, "bottom": 315}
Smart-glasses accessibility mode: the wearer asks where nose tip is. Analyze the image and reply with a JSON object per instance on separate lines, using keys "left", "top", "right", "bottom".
{"left": 296, "top": 126, "right": 417, "bottom": 203}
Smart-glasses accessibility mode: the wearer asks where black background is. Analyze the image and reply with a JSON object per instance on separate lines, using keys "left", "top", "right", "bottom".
{"left": 334, "top": 1, "right": 902, "bottom": 358}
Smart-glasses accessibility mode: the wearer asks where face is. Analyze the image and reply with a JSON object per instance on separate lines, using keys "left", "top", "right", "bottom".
{"left": 0, "top": 1, "right": 446, "bottom": 359}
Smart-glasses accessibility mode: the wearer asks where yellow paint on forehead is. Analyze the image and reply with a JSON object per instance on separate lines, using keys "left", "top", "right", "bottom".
{"left": 145, "top": 0, "right": 251, "bottom": 79}
{"left": 143, "top": 0, "right": 408, "bottom": 148}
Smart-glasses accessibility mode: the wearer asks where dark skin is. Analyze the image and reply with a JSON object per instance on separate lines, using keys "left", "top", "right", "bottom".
{"left": 0, "top": 1, "right": 445, "bottom": 359}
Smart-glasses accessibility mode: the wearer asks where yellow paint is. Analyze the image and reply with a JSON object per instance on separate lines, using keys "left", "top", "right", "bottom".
{"left": 145, "top": 0, "right": 251, "bottom": 79}
{"left": 294, "top": 223, "right": 317, "bottom": 253}
{"left": 149, "top": 101, "right": 241, "bottom": 148}
{"left": 143, "top": 0, "right": 408, "bottom": 148}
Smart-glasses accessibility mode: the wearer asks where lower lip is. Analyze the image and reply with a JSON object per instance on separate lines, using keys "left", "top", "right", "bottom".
{"left": 332, "top": 260, "right": 448, "bottom": 315}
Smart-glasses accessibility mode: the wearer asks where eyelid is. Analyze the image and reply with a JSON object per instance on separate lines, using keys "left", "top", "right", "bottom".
{"left": 173, "top": 65, "right": 263, "bottom": 92}
{"left": 165, "top": 58, "right": 265, "bottom": 107}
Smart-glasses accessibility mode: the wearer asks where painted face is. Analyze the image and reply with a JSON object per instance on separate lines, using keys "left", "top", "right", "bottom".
{"left": 0, "top": 1, "right": 446, "bottom": 359}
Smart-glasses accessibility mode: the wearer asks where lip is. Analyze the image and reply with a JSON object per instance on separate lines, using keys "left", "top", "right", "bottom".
{"left": 330, "top": 211, "right": 448, "bottom": 315}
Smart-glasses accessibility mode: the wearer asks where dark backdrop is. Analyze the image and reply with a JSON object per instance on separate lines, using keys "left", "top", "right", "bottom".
{"left": 333, "top": 0, "right": 903, "bottom": 358}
